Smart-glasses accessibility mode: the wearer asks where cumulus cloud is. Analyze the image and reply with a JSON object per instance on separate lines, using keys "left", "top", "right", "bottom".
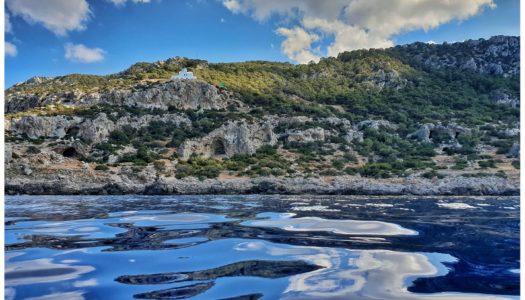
{"left": 6, "top": 12, "right": 12, "bottom": 33}
{"left": 6, "top": 0, "right": 91, "bottom": 36}
{"left": 5, "top": 41, "right": 17, "bottom": 57}
{"left": 108, "top": 0, "right": 151, "bottom": 6}
{"left": 64, "top": 43, "right": 105, "bottom": 63}
{"left": 276, "top": 27, "right": 320, "bottom": 63}
{"left": 222, "top": 0, "right": 495, "bottom": 63}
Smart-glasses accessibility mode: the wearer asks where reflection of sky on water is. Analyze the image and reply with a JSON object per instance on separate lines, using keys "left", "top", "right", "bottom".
{"left": 4, "top": 195, "right": 519, "bottom": 299}
{"left": 243, "top": 212, "right": 418, "bottom": 236}
{"left": 235, "top": 241, "right": 515, "bottom": 300}
{"left": 5, "top": 252, "right": 94, "bottom": 287}
{"left": 119, "top": 212, "right": 237, "bottom": 226}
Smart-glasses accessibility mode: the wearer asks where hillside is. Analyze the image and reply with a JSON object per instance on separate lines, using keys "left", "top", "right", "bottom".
{"left": 4, "top": 36, "right": 520, "bottom": 195}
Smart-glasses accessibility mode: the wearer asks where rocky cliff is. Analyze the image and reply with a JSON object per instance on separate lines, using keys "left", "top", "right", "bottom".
{"left": 5, "top": 36, "right": 520, "bottom": 195}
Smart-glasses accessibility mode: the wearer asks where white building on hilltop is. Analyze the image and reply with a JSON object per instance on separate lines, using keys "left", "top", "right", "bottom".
{"left": 171, "top": 68, "right": 196, "bottom": 80}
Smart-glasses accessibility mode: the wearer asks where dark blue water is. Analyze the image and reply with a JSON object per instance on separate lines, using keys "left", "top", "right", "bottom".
{"left": 4, "top": 195, "right": 520, "bottom": 299}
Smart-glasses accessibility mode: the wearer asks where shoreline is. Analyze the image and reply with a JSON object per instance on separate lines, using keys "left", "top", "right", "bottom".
{"left": 5, "top": 175, "right": 519, "bottom": 196}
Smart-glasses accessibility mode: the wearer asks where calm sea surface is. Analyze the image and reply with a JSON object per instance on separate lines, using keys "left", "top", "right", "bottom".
{"left": 4, "top": 195, "right": 520, "bottom": 299}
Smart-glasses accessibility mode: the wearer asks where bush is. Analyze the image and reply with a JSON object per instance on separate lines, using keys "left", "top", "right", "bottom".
{"left": 26, "top": 146, "right": 41, "bottom": 154}
{"left": 478, "top": 160, "right": 496, "bottom": 169}
{"left": 422, "top": 170, "right": 444, "bottom": 179}
{"left": 95, "top": 164, "right": 110, "bottom": 171}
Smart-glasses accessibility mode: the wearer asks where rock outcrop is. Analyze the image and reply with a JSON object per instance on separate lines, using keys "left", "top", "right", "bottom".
{"left": 284, "top": 127, "right": 327, "bottom": 143}
{"left": 6, "top": 80, "right": 239, "bottom": 113}
{"left": 178, "top": 119, "right": 277, "bottom": 159}
{"left": 366, "top": 69, "right": 407, "bottom": 89}
{"left": 358, "top": 119, "right": 397, "bottom": 131}
{"left": 408, "top": 123, "right": 470, "bottom": 143}
{"left": 6, "top": 113, "right": 191, "bottom": 145}
{"left": 490, "top": 89, "right": 520, "bottom": 108}
{"left": 401, "top": 36, "right": 519, "bottom": 77}
{"left": 507, "top": 142, "right": 520, "bottom": 158}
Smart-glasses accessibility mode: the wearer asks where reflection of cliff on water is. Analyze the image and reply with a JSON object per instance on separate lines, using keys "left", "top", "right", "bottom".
{"left": 117, "top": 260, "right": 323, "bottom": 285}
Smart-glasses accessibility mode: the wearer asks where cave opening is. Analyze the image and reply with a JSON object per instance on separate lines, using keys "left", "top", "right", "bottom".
{"left": 213, "top": 139, "right": 226, "bottom": 156}
{"left": 66, "top": 126, "right": 80, "bottom": 137}
{"left": 62, "top": 147, "right": 79, "bottom": 158}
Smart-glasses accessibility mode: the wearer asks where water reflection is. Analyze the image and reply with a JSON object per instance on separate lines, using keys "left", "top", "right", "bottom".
{"left": 4, "top": 195, "right": 519, "bottom": 299}
{"left": 242, "top": 212, "right": 418, "bottom": 236}
{"left": 5, "top": 253, "right": 94, "bottom": 287}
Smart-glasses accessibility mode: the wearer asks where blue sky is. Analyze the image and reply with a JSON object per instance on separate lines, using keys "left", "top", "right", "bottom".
{"left": 5, "top": 0, "right": 520, "bottom": 87}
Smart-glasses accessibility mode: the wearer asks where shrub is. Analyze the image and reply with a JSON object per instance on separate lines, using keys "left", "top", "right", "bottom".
{"left": 422, "top": 170, "right": 444, "bottom": 179}
{"left": 95, "top": 164, "right": 110, "bottom": 171}
{"left": 478, "top": 160, "right": 496, "bottom": 169}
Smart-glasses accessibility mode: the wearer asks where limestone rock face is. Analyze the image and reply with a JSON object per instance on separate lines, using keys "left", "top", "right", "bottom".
{"left": 490, "top": 89, "right": 519, "bottom": 108}
{"left": 366, "top": 69, "right": 407, "bottom": 89}
{"left": 77, "top": 113, "right": 117, "bottom": 144}
{"left": 497, "top": 128, "right": 520, "bottom": 138}
{"left": 408, "top": 123, "right": 470, "bottom": 143}
{"left": 6, "top": 113, "right": 191, "bottom": 145}
{"left": 285, "top": 127, "right": 327, "bottom": 143}
{"left": 507, "top": 142, "right": 520, "bottom": 158}
{"left": 408, "top": 124, "right": 433, "bottom": 143}
{"left": 178, "top": 119, "right": 277, "bottom": 159}
{"left": 5, "top": 144, "right": 13, "bottom": 164}
{"left": 407, "top": 36, "right": 519, "bottom": 77}
{"left": 5, "top": 80, "right": 238, "bottom": 113}
{"left": 358, "top": 119, "right": 397, "bottom": 131}
{"left": 5, "top": 115, "right": 82, "bottom": 139}
{"left": 119, "top": 80, "right": 234, "bottom": 110}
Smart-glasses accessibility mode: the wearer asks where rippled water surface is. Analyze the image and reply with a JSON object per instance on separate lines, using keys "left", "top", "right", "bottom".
{"left": 5, "top": 195, "right": 520, "bottom": 299}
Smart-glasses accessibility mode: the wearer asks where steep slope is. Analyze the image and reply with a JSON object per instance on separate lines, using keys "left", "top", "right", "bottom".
{"left": 5, "top": 36, "right": 520, "bottom": 195}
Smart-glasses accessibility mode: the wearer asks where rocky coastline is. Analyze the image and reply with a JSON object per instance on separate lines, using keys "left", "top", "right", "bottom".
{"left": 6, "top": 175, "right": 519, "bottom": 196}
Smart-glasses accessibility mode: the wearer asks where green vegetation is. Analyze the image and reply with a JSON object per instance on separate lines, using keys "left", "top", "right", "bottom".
{"left": 172, "top": 146, "right": 292, "bottom": 179}
{"left": 6, "top": 39, "right": 519, "bottom": 180}
{"left": 95, "top": 164, "right": 110, "bottom": 171}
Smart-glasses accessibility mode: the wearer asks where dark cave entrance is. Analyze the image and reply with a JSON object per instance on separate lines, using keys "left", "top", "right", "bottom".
{"left": 62, "top": 147, "right": 79, "bottom": 158}
{"left": 213, "top": 139, "right": 226, "bottom": 156}
{"left": 66, "top": 126, "right": 80, "bottom": 137}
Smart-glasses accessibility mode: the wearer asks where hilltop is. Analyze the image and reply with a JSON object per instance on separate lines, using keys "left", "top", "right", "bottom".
{"left": 5, "top": 36, "right": 520, "bottom": 195}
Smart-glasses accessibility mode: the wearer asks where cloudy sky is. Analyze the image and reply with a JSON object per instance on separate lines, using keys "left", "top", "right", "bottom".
{"left": 5, "top": 0, "right": 520, "bottom": 87}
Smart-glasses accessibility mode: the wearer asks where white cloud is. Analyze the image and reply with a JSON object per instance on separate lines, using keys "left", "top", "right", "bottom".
{"left": 6, "top": 12, "right": 12, "bottom": 33}
{"left": 64, "top": 43, "right": 105, "bottom": 63}
{"left": 276, "top": 27, "right": 320, "bottom": 63}
{"left": 222, "top": 0, "right": 495, "bottom": 62}
{"left": 5, "top": 41, "right": 17, "bottom": 57}
{"left": 223, "top": 0, "right": 242, "bottom": 13}
{"left": 6, "top": 0, "right": 91, "bottom": 36}
{"left": 108, "top": 0, "right": 151, "bottom": 6}
{"left": 302, "top": 17, "right": 393, "bottom": 57}
{"left": 344, "top": 0, "right": 495, "bottom": 37}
